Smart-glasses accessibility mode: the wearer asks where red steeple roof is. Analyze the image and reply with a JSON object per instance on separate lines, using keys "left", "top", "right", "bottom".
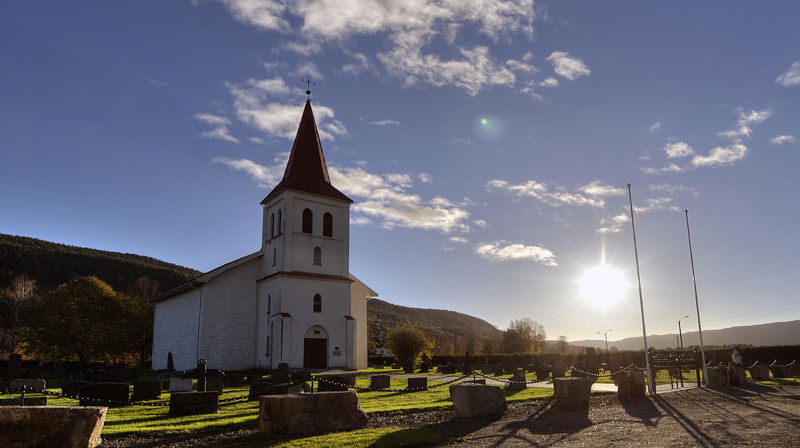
{"left": 261, "top": 101, "right": 352, "bottom": 204}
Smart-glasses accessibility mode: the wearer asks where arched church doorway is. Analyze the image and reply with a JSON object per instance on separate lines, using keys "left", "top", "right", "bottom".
{"left": 303, "top": 325, "right": 328, "bottom": 368}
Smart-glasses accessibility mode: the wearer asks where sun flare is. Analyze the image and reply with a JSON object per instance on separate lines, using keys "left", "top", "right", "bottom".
{"left": 579, "top": 264, "right": 628, "bottom": 308}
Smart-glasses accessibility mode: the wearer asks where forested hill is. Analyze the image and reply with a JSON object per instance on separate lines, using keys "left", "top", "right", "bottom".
{"left": 0, "top": 233, "right": 200, "bottom": 293}
{"left": 368, "top": 298, "right": 502, "bottom": 354}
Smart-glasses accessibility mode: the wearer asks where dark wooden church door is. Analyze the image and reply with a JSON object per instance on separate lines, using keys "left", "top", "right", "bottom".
{"left": 303, "top": 338, "right": 327, "bottom": 368}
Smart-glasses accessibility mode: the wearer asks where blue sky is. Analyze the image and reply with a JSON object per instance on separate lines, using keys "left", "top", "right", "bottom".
{"left": 2, "top": 1, "right": 799, "bottom": 342}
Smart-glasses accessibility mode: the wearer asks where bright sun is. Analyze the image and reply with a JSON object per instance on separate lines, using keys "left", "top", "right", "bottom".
{"left": 579, "top": 264, "right": 628, "bottom": 308}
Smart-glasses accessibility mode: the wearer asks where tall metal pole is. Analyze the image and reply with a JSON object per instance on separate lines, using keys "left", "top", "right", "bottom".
{"left": 627, "top": 184, "right": 654, "bottom": 394}
{"left": 678, "top": 320, "right": 683, "bottom": 349}
{"left": 685, "top": 210, "right": 708, "bottom": 386}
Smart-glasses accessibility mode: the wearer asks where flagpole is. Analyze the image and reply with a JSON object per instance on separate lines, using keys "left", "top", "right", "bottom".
{"left": 627, "top": 183, "right": 654, "bottom": 394}
{"left": 685, "top": 210, "right": 709, "bottom": 386}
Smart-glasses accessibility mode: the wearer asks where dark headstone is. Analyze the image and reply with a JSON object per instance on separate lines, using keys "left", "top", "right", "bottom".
{"left": 370, "top": 375, "right": 390, "bottom": 391}
{"left": 272, "top": 363, "right": 290, "bottom": 384}
{"left": 7, "top": 354, "right": 22, "bottom": 380}
{"left": 536, "top": 367, "right": 551, "bottom": 382}
{"left": 196, "top": 360, "right": 208, "bottom": 392}
{"left": 223, "top": 373, "right": 245, "bottom": 387}
{"left": 170, "top": 391, "right": 218, "bottom": 416}
{"left": 462, "top": 379, "right": 486, "bottom": 385}
{"left": 291, "top": 371, "right": 311, "bottom": 384}
{"left": 247, "top": 375, "right": 264, "bottom": 384}
{"left": 0, "top": 397, "right": 48, "bottom": 406}
{"left": 79, "top": 382, "right": 129, "bottom": 407}
{"left": 206, "top": 377, "right": 224, "bottom": 395}
{"left": 407, "top": 377, "right": 427, "bottom": 391}
{"left": 317, "top": 375, "right": 350, "bottom": 392}
{"left": 481, "top": 365, "right": 493, "bottom": 375}
{"left": 131, "top": 381, "right": 161, "bottom": 401}
{"left": 442, "top": 362, "right": 456, "bottom": 375}
{"left": 492, "top": 365, "right": 504, "bottom": 376}
{"left": 62, "top": 381, "right": 93, "bottom": 398}
{"left": 9, "top": 378, "right": 46, "bottom": 392}
{"left": 248, "top": 382, "right": 306, "bottom": 401}
{"left": 770, "top": 364, "right": 790, "bottom": 379}
{"left": 506, "top": 369, "right": 527, "bottom": 390}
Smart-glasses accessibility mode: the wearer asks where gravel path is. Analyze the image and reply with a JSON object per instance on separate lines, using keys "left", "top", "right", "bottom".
{"left": 101, "top": 384, "right": 800, "bottom": 447}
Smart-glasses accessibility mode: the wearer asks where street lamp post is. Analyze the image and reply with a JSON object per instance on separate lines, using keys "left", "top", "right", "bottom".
{"left": 627, "top": 184, "right": 654, "bottom": 395}
{"left": 598, "top": 329, "right": 612, "bottom": 371}
{"left": 684, "top": 210, "right": 708, "bottom": 387}
{"left": 678, "top": 315, "right": 690, "bottom": 349}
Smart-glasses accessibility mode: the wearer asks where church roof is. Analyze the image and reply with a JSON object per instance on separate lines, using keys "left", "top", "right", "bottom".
{"left": 261, "top": 100, "right": 352, "bottom": 205}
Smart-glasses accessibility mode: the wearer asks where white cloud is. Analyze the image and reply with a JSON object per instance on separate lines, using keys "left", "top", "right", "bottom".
{"left": 663, "top": 141, "right": 694, "bottom": 159}
{"left": 770, "top": 135, "right": 796, "bottom": 145}
{"left": 648, "top": 183, "right": 698, "bottom": 197}
{"left": 450, "top": 236, "right": 468, "bottom": 244}
{"left": 473, "top": 219, "right": 489, "bottom": 229}
{"left": 647, "top": 122, "right": 661, "bottom": 134}
{"left": 578, "top": 181, "right": 626, "bottom": 197}
{"left": 149, "top": 78, "right": 167, "bottom": 87}
{"left": 691, "top": 144, "right": 748, "bottom": 168}
{"left": 370, "top": 119, "right": 401, "bottom": 126}
{"left": 341, "top": 53, "right": 372, "bottom": 75}
{"left": 213, "top": 156, "right": 283, "bottom": 187}
{"left": 641, "top": 163, "right": 685, "bottom": 175}
{"left": 418, "top": 173, "right": 433, "bottom": 183}
{"left": 633, "top": 196, "right": 679, "bottom": 213}
{"left": 596, "top": 213, "right": 629, "bottom": 234}
{"left": 506, "top": 58, "right": 538, "bottom": 74}
{"left": 546, "top": 51, "right": 590, "bottom": 80}
{"left": 226, "top": 77, "right": 346, "bottom": 141}
{"left": 717, "top": 109, "right": 771, "bottom": 142}
{"left": 538, "top": 77, "right": 559, "bottom": 88}
{"left": 351, "top": 216, "right": 373, "bottom": 226}
{"left": 293, "top": 61, "right": 323, "bottom": 80}
{"left": 250, "top": 136, "right": 264, "bottom": 144}
{"left": 776, "top": 61, "right": 800, "bottom": 87}
{"left": 221, "top": 0, "right": 288, "bottom": 31}
{"left": 486, "top": 179, "right": 607, "bottom": 207}
{"left": 201, "top": 126, "right": 240, "bottom": 143}
{"left": 194, "top": 113, "right": 231, "bottom": 126}
{"left": 475, "top": 241, "right": 557, "bottom": 266}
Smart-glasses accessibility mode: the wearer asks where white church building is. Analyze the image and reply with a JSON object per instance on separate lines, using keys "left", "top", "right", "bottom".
{"left": 150, "top": 99, "right": 377, "bottom": 372}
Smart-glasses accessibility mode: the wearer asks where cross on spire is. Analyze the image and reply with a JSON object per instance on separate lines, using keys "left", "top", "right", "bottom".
{"left": 302, "top": 75, "right": 315, "bottom": 100}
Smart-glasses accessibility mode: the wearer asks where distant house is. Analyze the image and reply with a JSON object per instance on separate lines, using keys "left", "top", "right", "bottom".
{"left": 149, "top": 99, "right": 378, "bottom": 371}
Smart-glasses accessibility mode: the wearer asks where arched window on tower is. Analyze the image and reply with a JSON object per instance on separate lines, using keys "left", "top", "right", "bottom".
{"left": 323, "top": 212, "right": 333, "bottom": 237}
{"left": 313, "top": 294, "right": 322, "bottom": 313}
{"left": 270, "top": 213, "right": 275, "bottom": 238}
{"left": 277, "top": 209, "right": 282, "bottom": 235}
{"left": 302, "top": 208, "right": 313, "bottom": 234}
{"left": 313, "top": 247, "right": 322, "bottom": 266}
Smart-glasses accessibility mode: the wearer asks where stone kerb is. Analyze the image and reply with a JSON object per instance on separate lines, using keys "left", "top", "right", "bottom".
{"left": 169, "top": 391, "right": 219, "bottom": 416}
{"left": 258, "top": 391, "right": 367, "bottom": 435}
{"left": 370, "top": 375, "right": 390, "bottom": 391}
{"left": 131, "top": 380, "right": 161, "bottom": 401}
{"left": 553, "top": 377, "right": 593, "bottom": 407}
{"left": 748, "top": 365, "right": 770, "bottom": 381}
{"left": 769, "top": 365, "right": 789, "bottom": 378}
{"left": 704, "top": 366, "right": 727, "bottom": 388}
{"left": 0, "top": 406, "right": 107, "bottom": 448}
{"left": 449, "top": 383, "right": 507, "bottom": 418}
{"left": 169, "top": 377, "right": 193, "bottom": 393}
{"left": 9, "top": 378, "right": 46, "bottom": 391}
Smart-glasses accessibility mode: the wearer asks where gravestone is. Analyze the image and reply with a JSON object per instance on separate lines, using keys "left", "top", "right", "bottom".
{"left": 272, "top": 363, "right": 290, "bottom": 384}
{"left": 247, "top": 375, "right": 264, "bottom": 384}
{"left": 419, "top": 354, "right": 431, "bottom": 373}
{"left": 370, "top": 375, "right": 390, "bottom": 391}
{"left": 506, "top": 369, "right": 527, "bottom": 390}
{"left": 449, "top": 383, "right": 506, "bottom": 418}
{"left": 730, "top": 347, "right": 743, "bottom": 366}
{"left": 0, "top": 397, "right": 47, "bottom": 406}
{"left": 374, "top": 364, "right": 384, "bottom": 370}
{"left": 730, "top": 366, "right": 747, "bottom": 385}
{"left": 492, "top": 365, "right": 504, "bottom": 376}
{"left": 442, "top": 362, "right": 456, "bottom": 375}
{"left": 62, "top": 381, "right": 93, "bottom": 398}
{"left": 704, "top": 366, "right": 726, "bottom": 388}
{"left": 481, "top": 365, "right": 493, "bottom": 375}
{"left": 789, "top": 362, "right": 800, "bottom": 378}
{"left": 407, "top": 377, "right": 427, "bottom": 391}
{"left": 169, "top": 377, "right": 193, "bottom": 392}
{"left": 170, "top": 391, "right": 218, "bottom": 416}
{"left": 616, "top": 371, "right": 646, "bottom": 398}
{"left": 167, "top": 352, "right": 175, "bottom": 372}
{"left": 463, "top": 351, "right": 473, "bottom": 375}
{"left": 749, "top": 365, "right": 770, "bottom": 380}
{"left": 131, "top": 380, "right": 161, "bottom": 401}
{"left": 553, "top": 377, "right": 593, "bottom": 408}
{"left": 391, "top": 364, "right": 400, "bottom": 370}
{"left": 206, "top": 376, "right": 224, "bottom": 395}
{"left": 0, "top": 406, "right": 107, "bottom": 448}
{"left": 80, "top": 382, "right": 129, "bottom": 407}
{"left": 223, "top": 373, "right": 245, "bottom": 387}
{"left": 536, "top": 366, "right": 551, "bottom": 382}
{"left": 9, "top": 378, "right": 46, "bottom": 392}
{"left": 291, "top": 370, "right": 312, "bottom": 384}
{"left": 7, "top": 354, "right": 22, "bottom": 380}
{"left": 317, "top": 375, "right": 350, "bottom": 392}
{"left": 770, "top": 364, "right": 789, "bottom": 378}
{"left": 258, "top": 391, "right": 367, "bottom": 435}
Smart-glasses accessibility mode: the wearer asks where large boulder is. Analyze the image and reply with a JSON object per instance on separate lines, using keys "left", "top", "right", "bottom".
{"left": 258, "top": 391, "right": 367, "bottom": 435}
{"left": 0, "top": 406, "right": 107, "bottom": 448}
{"left": 553, "top": 377, "right": 593, "bottom": 407}
{"left": 770, "top": 365, "right": 789, "bottom": 379}
{"left": 748, "top": 365, "right": 770, "bottom": 381}
{"left": 704, "top": 366, "right": 727, "bottom": 388}
{"left": 449, "top": 383, "right": 507, "bottom": 418}
{"left": 616, "top": 371, "right": 646, "bottom": 398}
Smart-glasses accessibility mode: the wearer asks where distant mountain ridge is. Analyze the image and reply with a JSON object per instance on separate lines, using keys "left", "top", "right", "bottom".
{"left": 0, "top": 233, "right": 199, "bottom": 293}
{"left": 367, "top": 298, "right": 502, "bottom": 354}
{"left": 571, "top": 320, "right": 800, "bottom": 350}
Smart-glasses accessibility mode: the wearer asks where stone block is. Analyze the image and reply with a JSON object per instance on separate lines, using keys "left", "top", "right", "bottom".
{"left": 258, "top": 391, "right": 367, "bottom": 435}
{"left": 131, "top": 380, "right": 161, "bottom": 401}
{"left": 169, "top": 377, "right": 194, "bottom": 392}
{"left": 789, "top": 363, "right": 800, "bottom": 378}
{"left": 169, "top": 391, "right": 218, "bottom": 416}
{"left": 553, "top": 377, "right": 592, "bottom": 407}
{"left": 749, "top": 365, "right": 770, "bottom": 380}
{"left": 317, "top": 375, "right": 351, "bottom": 392}
{"left": 62, "top": 381, "right": 93, "bottom": 399}
{"left": 80, "top": 382, "right": 129, "bottom": 407}
{"left": 0, "top": 397, "right": 47, "bottom": 406}
{"left": 9, "top": 378, "right": 46, "bottom": 392}
{"left": 449, "top": 383, "right": 507, "bottom": 418}
{"left": 223, "top": 373, "right": 245, "bottom": 387}
{"left": 616, "top": 372, "right": 646, "bottom": 399}
{"left": 442, "top": 363, "right": 456, "bottom": 375}
{"left": 0, "top": 406, "right": 107, "bottom": 448}
{"left": 205, "top": 377, "right": 224, "bottom": 395}
{"left": 506, "top": 369, "right": 527, "bottom": 390}
{"left": 370, "top": 375, "right": 390, "bottom": 391}
{"left": 249, "top": 381, "right": 307, "bottom": 401}
{"left": 770, "top": 365, "right": 789, "bottom": 378}
{"left": 704, "top": 366, "right": 727, "bottom": 388}
{"left": 407, "top": 377, "right": 427, "bottom": 391}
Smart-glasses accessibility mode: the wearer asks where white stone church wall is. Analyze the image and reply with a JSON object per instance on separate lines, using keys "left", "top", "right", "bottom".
{"left": 152, "top": 288, "right": 201, "bottom": 371}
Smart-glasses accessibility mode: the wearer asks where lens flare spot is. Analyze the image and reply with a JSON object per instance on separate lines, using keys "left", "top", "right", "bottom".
{"left": 481, "top": 118, "right": 489, "bottom": 126}
{"left": 579, "top": 264, "right": 628, "bottom": 308}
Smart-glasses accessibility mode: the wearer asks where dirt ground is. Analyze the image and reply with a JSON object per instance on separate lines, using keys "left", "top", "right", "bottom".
{"left": 102, "top": 384, "right": 800, "bottom": 447}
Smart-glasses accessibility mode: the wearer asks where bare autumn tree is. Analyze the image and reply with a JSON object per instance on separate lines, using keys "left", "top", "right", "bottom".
{"left": 501, "top": 318, "right": 546, "bottom": 354}
{"left": 0, "top": 275, "right": 39, "bottom": 354}
{"left": 558, "top": 335, "right": 568, "bottom": 353}
{"left": 127, "top": 276, "right": 161, "bottom": 367}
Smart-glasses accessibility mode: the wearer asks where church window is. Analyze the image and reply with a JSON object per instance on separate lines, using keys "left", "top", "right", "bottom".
{"left": 302, "top": 208, "right": 313, "bottom": 234}
{"left": 313, "top": 247, "right": 322, "bottom": 266}
{"left": 270, "top": 213, "right": 275, "bottom": 238}
{"left": 323, "top": 212, "right": 333, "bottom": 237}
{"left": 267, "top": 294, "right": 271, "bottom": 313}
{"left": 272, "top": 248, "right": 276, "bottom": 266}
{"left": 277, "top": 209, "right": 282, "bottom": 235}
{"left": 313, "top": 294, "right": 321, "bottom": 312}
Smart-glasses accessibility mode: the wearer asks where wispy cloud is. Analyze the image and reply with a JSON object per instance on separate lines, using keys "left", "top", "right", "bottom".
{"left": 450, "top": 236, "right": 468, "bottom": 244}
{"left": 546, "top": 51, "right": 590, "bottom": 81}
{"left": 475, "top": 241, "right": 557, "bottom": 266}
{"left": 194, "top": 113, "right": 239, "bottom": 143}
{"left": 647, "top": 122, "right": 661, "bottom": 134}
{"left": 596, "top": 213, "right": 629, "bottom": 234}
{"left": 194, "top": 113, "right": 232, "bottom": 126}
{"left": 538, "top": 77, "right": 559, "bottom": 88}
{"left": 486, "top": 179, "right": 620, "bottom": 208}
{"left": 776, "top": 61, "right": 800, "bottom": 87}
{"left": 717, "top": 109, "right": 771, "bottom": 142}
{"left": 691, "top": 144, "right": 748, "bottom": 168}
{"left": 770, "top": 135, "right": 796, "bottom": 145}
{"left": 663, "top": 141, "right": 694, "bottom": 159}
{"left": 148, "top": 78, "right": 167, "bottom": 87}
{"left": 633, "top": 196, "right": 680, "bottom": 213}
{"left": 370, "top": 119, "right": 401, "bottom": 126}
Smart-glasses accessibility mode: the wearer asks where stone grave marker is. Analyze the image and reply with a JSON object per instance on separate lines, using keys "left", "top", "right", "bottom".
{"left": 317, "top": 375, "right": 350, "bottom": 392}
{"left": 442, "top": 362, "right": 456, "bottom": 375}
{"left": 748, "top": 365, "right": 770, "bottom": 380}
{"left": 80, "top": 382, "right": 129, "bottom": 407}
{"left": 449, "top": 383, "right": 506, "bottom": 418}
{"left": 206, "top": 376, "right": 224, "bottom": 395}
{"left": 704, "top": 366, "right": 727, "bottom": 388}
{"left": 272, "top": 363, "right": 290, "bottom": 384}
{"left": 62, "top": 381, "right": 93, "bottom": 398}
{"left": 506, "top": 369, "right": 527, "bottom": 390}
{"left": 170, "top": 391, "right": 218, "bottom": 416}
{"left": 369, "top": 375, "right": 390, "bottom": 391}
{"left": 407, "top": 377, "right": 427, "bottom": 391}
{"left": 553, "top": 377, "right": 593, "bottom": 407}
{"left": 770, "top": 364, "right": 789, "bottom": 378}
{"left": 223, "top": 373, "right": 245, "bottom": 387}
{"left": 170, "top": 377, "right": 193, "bottom": 393}
{"left": 616, "top": 371, "right": 646, "bottom": 398}
{"left": 0, "top": 397, "right": 48, "bottom": 406}
{"left": 131, "top": 380, "right": 161, "bottom": 401}
{"left": 9, "top": 378, "right": 46, "bottom": 392}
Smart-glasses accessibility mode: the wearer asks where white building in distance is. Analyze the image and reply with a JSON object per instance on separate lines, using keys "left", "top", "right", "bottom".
{"left": 150, "top": 99, "right": 377, "bottom": 371}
